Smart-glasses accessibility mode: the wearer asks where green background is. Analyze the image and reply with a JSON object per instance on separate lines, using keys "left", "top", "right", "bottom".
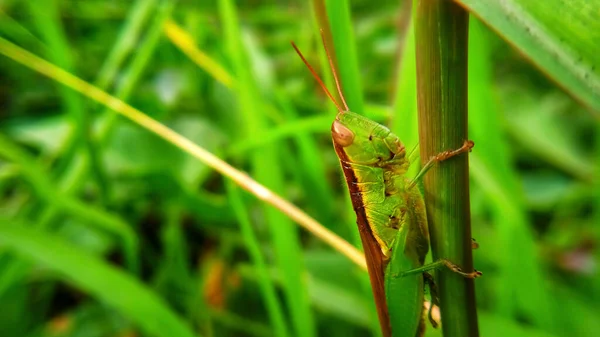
{"left": 0, "top": 1, "right": 598, "bottom": 337}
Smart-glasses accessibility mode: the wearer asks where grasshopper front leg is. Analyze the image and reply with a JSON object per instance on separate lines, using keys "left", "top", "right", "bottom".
{"left": 408, "top": 140, "right": 474, "bottom": 189}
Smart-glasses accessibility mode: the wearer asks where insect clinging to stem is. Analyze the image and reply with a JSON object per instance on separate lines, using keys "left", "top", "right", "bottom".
{"left": 291, "top": 30, "right": 481, "bottom": 337}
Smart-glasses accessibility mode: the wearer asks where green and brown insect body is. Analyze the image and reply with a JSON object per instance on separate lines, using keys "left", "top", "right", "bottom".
{"left": 330, "top": 112, "right": 394, "bottom": 336}
{"left": 332, "top": 111, "right": 432, "bottom": 337}
{"left": 293, "top": 37, "right": 437, "bottom": 336}
{"left": 292, "top": 36, "right": 479, "bottom": 337}
{"left": 332, "top": 111, "right": 415, "bottom": 257}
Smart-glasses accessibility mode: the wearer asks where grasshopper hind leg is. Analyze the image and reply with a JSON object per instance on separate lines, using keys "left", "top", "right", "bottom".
{"left": 422, "top": 268, "right": 481, "bottom": 329}
{"left": 439, "top": 259, "right": 482, "bottom": 278}
{"left": 394, "top": 259, "right": 482, "bottom": 279}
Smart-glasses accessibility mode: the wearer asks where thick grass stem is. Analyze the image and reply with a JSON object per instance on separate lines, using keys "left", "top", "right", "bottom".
{"left": 415, "top": 1, "right": 479, "bottom": 336}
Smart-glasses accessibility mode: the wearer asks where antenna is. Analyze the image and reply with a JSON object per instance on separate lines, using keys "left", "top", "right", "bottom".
{"left": 319, "top": 29, "right": 349, "bottom": 111}
{"left": 291, "top": 42, "right": 343, "bottom": 113}
{"left": 291, "top": 32, "right": 349, "bottom": 113}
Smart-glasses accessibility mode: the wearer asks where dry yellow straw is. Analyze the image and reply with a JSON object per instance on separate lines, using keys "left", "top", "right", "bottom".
{"left": 0, "top": 36, "right": 367, "bottom": 270}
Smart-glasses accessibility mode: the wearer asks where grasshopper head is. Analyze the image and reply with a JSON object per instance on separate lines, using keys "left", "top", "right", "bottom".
{"left": 290, "top": 38, "right": 407, "bottom": 169}
{"left": 332, "top": 111, "right": 407, "bottom": 168}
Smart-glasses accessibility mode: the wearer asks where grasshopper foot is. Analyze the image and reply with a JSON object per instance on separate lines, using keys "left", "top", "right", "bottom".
{"left": 432, "top": 140, "right": 474, "bottom": 162}
{"left": 441, "top": 259, "right": 482, "bottom": 278}
{"left": 408, "top": 140, "right": 475, "bottom": 189}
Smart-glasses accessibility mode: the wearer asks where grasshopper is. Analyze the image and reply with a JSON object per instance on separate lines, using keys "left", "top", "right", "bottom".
{"left": 292, "top": 33, "right": 480, "bottom": 337}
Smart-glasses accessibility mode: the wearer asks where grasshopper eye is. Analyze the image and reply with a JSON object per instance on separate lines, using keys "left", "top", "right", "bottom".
{"left": 332, "top": 120, "right": 355, "bottom": 147}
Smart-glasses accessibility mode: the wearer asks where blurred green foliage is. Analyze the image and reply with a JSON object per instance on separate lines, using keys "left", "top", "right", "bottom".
{"left": 0, "top": 1, "right": 598, "bottom": 337}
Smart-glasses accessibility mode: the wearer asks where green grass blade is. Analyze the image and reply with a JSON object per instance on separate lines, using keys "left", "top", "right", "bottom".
{"left": 32, "top": 1, "right": 173, "bottom": 243}
{"left": 391, "top": 17, "right": 419, "bottom": 177}
{"left": 12, "top": 1, "right": 171, "bottom": 285}
{"left": 309, "top": 0, "right": 365, "bottom": 254}
{"left": 0, "top": 134, "right": 138, "bottom": 273}
{"left": 0, "top": 9, "right": 43, "bottom": 50}
{"left": 226, "top": 180, "right": 290, "bottom": 337}
{"left": 0, "top": 222, "right": 197, "bottom": 337}
{"left": 32, "top": 1, "right": 175, "bottom": 231}
{"left": 323, "top": 0, "right": 364, "bottom": 113}
{"left": 25, "top": 0, "right": 84, "bottom": 131}
{"left": 96, "top": 0, "right": 176, "bottom": 146}
{"left": 25, "top": 0, "right": 101, "bottom": 190}
{"left": 31, "top": 0, "right": 165, "bottom": 254}
{"left": 219, "top": 1, "right": 316, "bottom": 337}
{"left": 415, "top": 1, "right": 478, "bottom": 336}
{"left": 95, "top": 0, "right": 158, "bottom": 90}
{"left": 456, "top": 0, "right": 600, "bottom": 114}
{"left": 310, "top": 3, "right": 383, "bottom": 336}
